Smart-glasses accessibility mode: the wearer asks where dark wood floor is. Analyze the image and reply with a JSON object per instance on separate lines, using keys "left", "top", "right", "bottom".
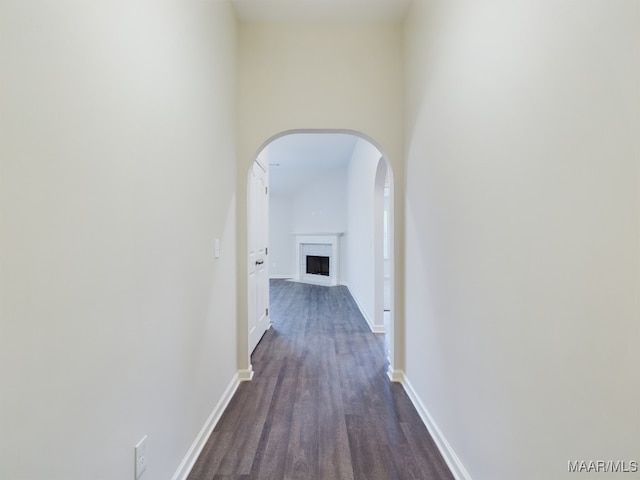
{"left": 188, "top": 279, "right": 454, "bottom": 480}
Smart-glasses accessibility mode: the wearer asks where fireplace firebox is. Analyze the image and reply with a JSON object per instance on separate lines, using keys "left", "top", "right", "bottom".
{"left": 294, "top": 233, "right": 342, "bottom": 286}
{"left": 306, "top": 255, "right": 330, "bottom": 276}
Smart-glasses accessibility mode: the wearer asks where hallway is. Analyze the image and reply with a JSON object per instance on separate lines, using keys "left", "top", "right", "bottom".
{"left": 188, "top": 280, "right": 454, "bottom": 479}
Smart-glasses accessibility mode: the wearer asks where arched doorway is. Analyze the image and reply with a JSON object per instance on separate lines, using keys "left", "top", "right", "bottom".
{"left": 246, "top": 129, "right": 396, "bottom": 377}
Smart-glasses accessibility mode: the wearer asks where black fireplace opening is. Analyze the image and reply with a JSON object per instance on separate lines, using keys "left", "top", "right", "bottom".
{"left": 306, "top": 255, "right": 330, "bottom": 276}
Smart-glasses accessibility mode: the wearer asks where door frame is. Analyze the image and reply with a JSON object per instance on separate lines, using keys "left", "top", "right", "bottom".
{"left": 242, "top": 129, "right": 399, "bottom": 382}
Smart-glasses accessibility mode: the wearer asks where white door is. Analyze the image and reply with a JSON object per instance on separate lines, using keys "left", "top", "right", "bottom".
{"left": 248, "top": 160, "right": 269, "bottom": 354}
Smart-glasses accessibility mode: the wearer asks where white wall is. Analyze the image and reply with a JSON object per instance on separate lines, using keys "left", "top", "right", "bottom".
{"left": 345, "top": 139, "right": 384, "bottom": 329}
{"left": 268, "top": 193, "right": 294, "bottom": 277}
{"left": 0, "top": 1, "right": 238, "bottom": 479}
{"left": 269, "top": 167, "right": 348, "bottom": 279}
{"left": 237, "top": 21, "right": 405, "bottom": 372}
{"left": 404, "top": 1, "right": 640, "bottom": 479}
{"left": 291, "top": 168, "right": 348, "bottom": 235}
{"left": 373, "top": 159, "right": 388, "bottom": 332}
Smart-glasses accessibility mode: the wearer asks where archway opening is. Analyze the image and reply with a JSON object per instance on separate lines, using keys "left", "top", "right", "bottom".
{"left": 246, "top": 130, "right": 396, "bottom": 377}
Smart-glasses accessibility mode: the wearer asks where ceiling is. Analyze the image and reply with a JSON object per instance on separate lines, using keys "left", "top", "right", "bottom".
{"left": 266, "top": 133, "right": 360, "bottom": 195}
{"left": 232, "top": 0, "right": 412, "bottom": 23}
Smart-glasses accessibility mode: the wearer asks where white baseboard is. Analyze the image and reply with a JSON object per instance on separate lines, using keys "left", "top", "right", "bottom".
{"left": 387, "top": 365, "right": 404, "bottom": 383}
{"left": 401, "top": 374, "right": 472, "bottom": 480}
{"left": 171, "top": 373, "right": 241, "bottom": 480}
{"left": 237, "top": 367, "right": 254, "bottom": 381}
{"left": 343, "top": 284, "right": 384, "bottom": 334}
{"left": 269, "top": 275, "right": 292, "bottom": 279}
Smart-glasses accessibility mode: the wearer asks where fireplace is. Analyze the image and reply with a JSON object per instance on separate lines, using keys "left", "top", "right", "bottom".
{"left": 306, "top": 255, "right": 330, "bottom": 276}
{"left": 294, "top": 233, "right": 343, "bottom": 286}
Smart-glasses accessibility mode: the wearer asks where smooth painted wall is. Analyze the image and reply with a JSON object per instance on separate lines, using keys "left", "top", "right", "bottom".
{"left": 290, "top": 168, "right": 348, "bottom": 236}
{"left": 269, "top": 167, "right": 348, "bottom": 279}
{"left": 268, "top": 193, "right": 295, "bottom": 277}
{"left": 237, "top": 22, "right": 405, "bottom": 372}
{"left": 404, "top": 1, "right": 640, "bottom": 479}
{"left": 345, "top": 139, "right": 383, "bottom": 329}
{"left": 0, "top": 1, "right": 238, "bottom": 478}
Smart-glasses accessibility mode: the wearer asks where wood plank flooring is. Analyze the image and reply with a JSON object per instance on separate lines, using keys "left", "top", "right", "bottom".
{"left": 188, "top": 279, "right": 454, "bottom": 480}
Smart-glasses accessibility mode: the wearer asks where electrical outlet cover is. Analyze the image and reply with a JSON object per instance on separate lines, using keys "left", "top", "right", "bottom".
{"left": 135, "top": 436, "right": 147, "bottom": 479}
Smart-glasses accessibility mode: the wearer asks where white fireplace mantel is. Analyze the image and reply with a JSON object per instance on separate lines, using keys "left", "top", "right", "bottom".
{"left": 293, "top": 233, "right": 343, "bottom": 286}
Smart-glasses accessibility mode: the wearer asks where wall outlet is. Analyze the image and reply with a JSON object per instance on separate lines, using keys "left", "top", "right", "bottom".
{"left": 135, "top": 436, "right": 147, "bottom": 479}
{"left": 214, "top": 238, "right": 220, "bottom": 258}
